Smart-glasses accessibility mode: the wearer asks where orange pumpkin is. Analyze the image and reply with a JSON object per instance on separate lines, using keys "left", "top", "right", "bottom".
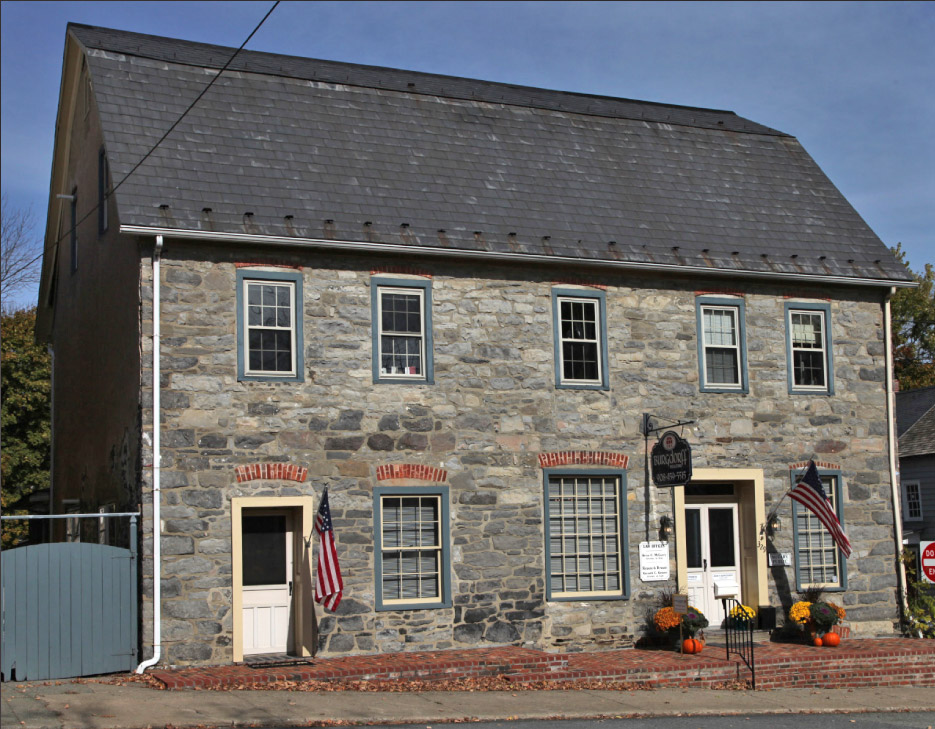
{"left": 823, "top": 632, "right": 841, "bottom": 647}
{"left": 682, "top": 638, "right": 703, "bottom": 654}
{"left": 813, "top": 637, "right": 824, "bottom": 647}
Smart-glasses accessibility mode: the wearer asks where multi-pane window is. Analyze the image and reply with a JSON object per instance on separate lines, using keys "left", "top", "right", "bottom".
{"left": 545, "top": 474, "right": 627, "bottom": 599}
{"left": 551, "top": 289, "right": 608, "bottom": 389}
{"left": 236, "top": 270, "right": 304, "bottom": 382}
{"left": 245, "top": 281, "right": 296, "bottom": 375}
{"left": 904, "top": 480, "right": 923, "bottom": 521}
{"left": 700, "top": 305, "right": 742, "bottom": 389}
{"left": 379, "top": 287, "right": 425, "bottom": 378}
{"left": 371, "top": 277, "right": 433, "bottom": 384}
{"left": 795, "top": 474, "right": 844, "bottom": 588}
{"left": 786, "top": 304, "right": 831, "bottom": 393}
{"left": 374, "top": 486, "right": 450, "bottom": 610}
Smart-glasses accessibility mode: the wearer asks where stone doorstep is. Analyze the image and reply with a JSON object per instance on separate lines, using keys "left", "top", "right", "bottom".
{"left": 148, "top": 638, "right": 935, "bottom": 691}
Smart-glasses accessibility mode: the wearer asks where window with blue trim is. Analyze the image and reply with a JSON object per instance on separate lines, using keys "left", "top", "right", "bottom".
{"left": 785, "top": 302, "right": 833, "bottom": 394}
{"left": 551, "top": 288, "right": 609, "bottom": 389}
{"left": 696, "top": 296, "right": 747, "bottom": 393}
{"left": 543, "top": 470, "right": 629, "bottom": 600}
{"left": 371, "top": 277, "right": 434, "bottom": 384}
{"left": 792, "top": 469, "right": 846, "bottom": 590}
{"left": 236, "top": 269, "right": 304, "bottom": 382}
{"left": 374, "top": 486, "right": 451, "bottom": 610}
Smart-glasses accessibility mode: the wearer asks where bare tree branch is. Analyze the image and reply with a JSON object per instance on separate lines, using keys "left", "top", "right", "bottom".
{"left": 1, "top": 193, "right": 42, "bottom": 305}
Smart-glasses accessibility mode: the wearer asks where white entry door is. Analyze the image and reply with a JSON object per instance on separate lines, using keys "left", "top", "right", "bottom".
{"left": 684, "top": 504, "right": 741, "bottom": 627}
{"left": 241, "top": 511, "right": 294, "bottom": 655}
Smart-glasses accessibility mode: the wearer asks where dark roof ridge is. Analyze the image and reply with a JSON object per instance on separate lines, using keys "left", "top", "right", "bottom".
{"left": 67, "top": 22, "right": 787, "bottom": 136}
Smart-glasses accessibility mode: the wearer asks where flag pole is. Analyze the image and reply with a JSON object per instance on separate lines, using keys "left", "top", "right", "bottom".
{"left": 763, "top": 458, "right": 818, "bottom": 530}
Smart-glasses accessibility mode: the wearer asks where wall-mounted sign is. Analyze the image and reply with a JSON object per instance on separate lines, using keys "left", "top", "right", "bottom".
{"left": 768, "top": 552, "right": 792, "bottom": 567}
{"left": 651, "top": 430, "right": 692, "bottom": 486}
{"left": 639, "top": 541, "right": 670, "bottom": 581}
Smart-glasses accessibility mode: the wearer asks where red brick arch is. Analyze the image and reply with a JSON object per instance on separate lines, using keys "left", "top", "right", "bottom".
{"left": 235, "top": 463, "right": 308, "bottom": 483}
{"left": 376, "top": 464, "right": 448, "bottom": 482}
{"left": 538, "top": 451, "right": 629, "bottom": 469}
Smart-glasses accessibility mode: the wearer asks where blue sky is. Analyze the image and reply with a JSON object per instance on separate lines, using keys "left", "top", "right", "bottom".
{"left": 2, "top": 1, "right": 932, "bottom": 308}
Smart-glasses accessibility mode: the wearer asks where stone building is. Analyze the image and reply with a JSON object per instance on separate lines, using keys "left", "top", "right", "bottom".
{"left": 36, "top": 24, "right": 915, "bottom": 668}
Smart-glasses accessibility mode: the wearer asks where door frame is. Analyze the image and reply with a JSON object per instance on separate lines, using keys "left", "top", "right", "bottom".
{"left": 674, "top": 468, "right": 767, "bottom": 614}
{"left": 685, "top": 503, "right": 741, "bottom": 624}
{"left": 231, "top": 496, "right": 316, "bottom": 663}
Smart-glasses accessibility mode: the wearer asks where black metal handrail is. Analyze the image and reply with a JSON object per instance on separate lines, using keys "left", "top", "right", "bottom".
{"left": 722, "top": 597, "right": 756, "bottom": 689}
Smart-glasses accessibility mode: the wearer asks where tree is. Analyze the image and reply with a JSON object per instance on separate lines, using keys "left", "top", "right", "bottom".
{"left": 1, "top": 307, "right": 51, "bottom": 547}
{"left": 1, "top": 193, "right": 41, "bottom": 306}
{"left": 890, "top": 244, "right": 935, "bottom": 390}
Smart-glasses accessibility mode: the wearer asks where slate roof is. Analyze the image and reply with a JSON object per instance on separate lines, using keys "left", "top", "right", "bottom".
{"left": 897, "top": 385, "right": 935, "bottom": 439}
{"left": 899, "top": 402, "right": 935, "bottom": 458}
{"left": 68, "top": 23, "right": 912, "bottom": 284}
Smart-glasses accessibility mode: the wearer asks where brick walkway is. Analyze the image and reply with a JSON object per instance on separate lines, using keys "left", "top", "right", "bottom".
{"left": 150, "top": 637, "right": 935, "bottom": 690}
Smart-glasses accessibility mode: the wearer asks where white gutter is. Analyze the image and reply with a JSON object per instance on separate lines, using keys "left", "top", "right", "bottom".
{"left": 884, "top": 286, "right": 909, "bottom": 624}
{"left": 136, "top": 235, "right": 164, "bottom": 674}
{"left": 119, "top": 225, "right": 918, "bottom": 290}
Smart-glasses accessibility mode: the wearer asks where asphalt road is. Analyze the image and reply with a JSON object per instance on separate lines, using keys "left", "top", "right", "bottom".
{"left": 339, "top": 713, "right": 935, "bottom": 729}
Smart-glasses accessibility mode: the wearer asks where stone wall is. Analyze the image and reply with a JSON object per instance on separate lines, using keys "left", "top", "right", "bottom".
{"left": 137, "top": 243, "right": 899, "bottom": 666}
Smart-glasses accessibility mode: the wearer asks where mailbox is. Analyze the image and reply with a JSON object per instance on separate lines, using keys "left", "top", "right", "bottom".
{"left": 714, "top": 581, "right": 741, "bottom": 599}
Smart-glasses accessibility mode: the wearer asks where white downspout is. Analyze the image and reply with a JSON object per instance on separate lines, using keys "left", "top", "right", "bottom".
{"left": 884, "top": 286, "right": 909, "bottom": 625}
{"left": 137, "top": 235, "right": 163, "bottom": 673}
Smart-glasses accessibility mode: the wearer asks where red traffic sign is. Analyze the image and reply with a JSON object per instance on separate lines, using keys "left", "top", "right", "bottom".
{"left": 922, "top": 541, "right": 935, "bottom": 585}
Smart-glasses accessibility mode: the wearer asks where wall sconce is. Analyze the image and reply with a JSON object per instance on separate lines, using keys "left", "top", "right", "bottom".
{"left": 659, "top": 515, "right": 673, "bottom": 541}
{"left": 768, "top": 514, "right": 782, "bottom": 534}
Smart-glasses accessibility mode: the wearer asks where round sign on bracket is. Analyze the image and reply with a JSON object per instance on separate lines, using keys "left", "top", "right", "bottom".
{"left": 650, "top": 430, "right": 692, "bottom": 487}
{"left": 921, "top": 541, "right": 935, "bottom": 585}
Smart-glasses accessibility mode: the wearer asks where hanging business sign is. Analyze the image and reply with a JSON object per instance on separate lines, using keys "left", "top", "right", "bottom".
{"left": 651, "top": 430, "right": 693, "bottom": 486}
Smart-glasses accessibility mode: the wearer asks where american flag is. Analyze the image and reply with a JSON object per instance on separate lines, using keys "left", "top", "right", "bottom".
{"left": 790, "top": 461, "right": 852, "bottom": 559}
{"left": 314, "top": 488, "right": 343, "bottom": 611}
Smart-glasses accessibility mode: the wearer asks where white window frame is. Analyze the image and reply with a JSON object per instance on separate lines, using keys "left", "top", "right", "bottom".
{"left": 795, "top": 474, "right": 843, "bottom": 589}
{"left": 545, "top": 473, "right": 626, "bottom": 600}
{"left": 903, "top": 479, "right": 923, "bottom": 521}
{"left": 557, "top": 295, "right": 603, "bottom": 387}
{"left": 378, "top": 493, "right": 443, "bottom": 606}
{"left": 789, "top": 308, "right": 829, "bottom": 392}
{"left": 377, "top": 285, "right": 426, "bottom": 380}
{"left": 242, "top": 278, "right": 298, "bottom": 378}
{"left": 700, "top": 304, "right": 743, "bottom": 390}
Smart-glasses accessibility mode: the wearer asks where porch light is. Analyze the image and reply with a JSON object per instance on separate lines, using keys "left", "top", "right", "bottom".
{"left": 768, "top": 514, "right": 782, "bottom": 533}
{"left": 659, "top": 514, "right": 673, "bottom": 541}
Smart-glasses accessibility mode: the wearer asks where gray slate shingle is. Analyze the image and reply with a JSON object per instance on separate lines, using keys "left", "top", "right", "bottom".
{"left": 70, "top": 23, "right": 912, "bottom": 284}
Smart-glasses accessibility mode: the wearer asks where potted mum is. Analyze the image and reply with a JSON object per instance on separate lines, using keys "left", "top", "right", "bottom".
{"left": 680, "top": 606, "right": 709, "bottom": 654}
{"left": 728, "top": 603, "right": 756, "bottom": 629}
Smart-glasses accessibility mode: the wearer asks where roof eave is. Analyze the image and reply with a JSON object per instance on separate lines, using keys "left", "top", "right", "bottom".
{"left": 119, "top": 224, "right": 918, "bottom": 289}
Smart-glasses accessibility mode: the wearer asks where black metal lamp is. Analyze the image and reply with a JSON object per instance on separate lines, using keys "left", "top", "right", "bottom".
{"left": 659, "top": 514, "right": 673, "bottom": 541}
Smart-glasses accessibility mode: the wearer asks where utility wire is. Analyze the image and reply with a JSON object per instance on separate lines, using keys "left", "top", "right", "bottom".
{"left": 28, "top": 1, "right": 280, "bottom": 278}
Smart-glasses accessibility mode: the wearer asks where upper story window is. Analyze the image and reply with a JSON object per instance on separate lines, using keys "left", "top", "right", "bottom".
{"left": 371, "top": 276, "right": 434, "bottom": 384}
{"left": 236, "top": 269, "right": 304, "bottom": 382}
{"left": 695, "top": 296, "right": 748, "bottom": 393}
{"left": 785, "top": 302, "right": 833, "bottom": 394}
{"left": 903, "top": 480, "right": 923, "bottom": 521}
{"left": 543, "top": 470, "right": 629, "bottom": 600}
{"left": 792, "top": 468, "right": 846, "bottom": 591}
{"left": 98, "top": 148, "right": 109, "bottom": 234}
{"left": 374, "top": 486, "right": 451, "bottom": 610}
{"left": 551, "top": 288, "right": 609, "bottom": 390}
{"left": 69, "top": 189, "right": 78, "bottom": 274}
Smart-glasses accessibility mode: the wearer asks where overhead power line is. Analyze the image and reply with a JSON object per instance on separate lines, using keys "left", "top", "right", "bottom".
{"left": 31, "top": 1, "right": 281, "bottom": 277}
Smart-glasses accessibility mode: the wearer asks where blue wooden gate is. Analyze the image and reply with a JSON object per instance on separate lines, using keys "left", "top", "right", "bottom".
{"left": 1, "top": 524, "right": 137, "bottom": 681}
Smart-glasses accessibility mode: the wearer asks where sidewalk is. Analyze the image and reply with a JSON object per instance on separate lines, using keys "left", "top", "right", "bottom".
{"left": 4, "top": 681, "right": 935, "bottom": 729}
{"left": 3, "top": 637, "right": 935, "bottom": 729}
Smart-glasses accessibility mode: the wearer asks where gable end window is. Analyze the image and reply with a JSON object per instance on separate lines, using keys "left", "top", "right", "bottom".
{"left": 543, "top": 469, "right": 629, "bottom": 601}
{"left": 785, "top": 302, "right": 833, "bottom": 394}
{"left": 695, "top": 296, "right": 748, "bottom": 393}
{"left": 374, "top": 486, "right": 451, "bottom": 610}
{"left": 551, "top": 288, "right": 609, "bottom": 390}
{"left": 236, "top": 269, "right": 304, "bottom": 382}
{"left": 791, "top": 468, "right": 847, "bottom": 591}
{"left": 371, "top": 277, "right": 434, "bottom": 384}
{"left": 98, "top": 148, "right": 109, "bottom": 234}
{"left": 903, "top": 480, "right": 923, "bottom": 521}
